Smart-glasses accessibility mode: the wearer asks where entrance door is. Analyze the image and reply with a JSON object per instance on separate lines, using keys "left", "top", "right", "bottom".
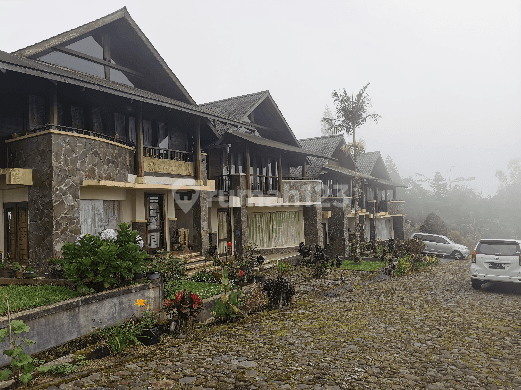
{"left": 145, "top": 194, "right": 165, "bottom": 252}
{"left": 4, "top": 202, "right": 28, "bottom": 262}
{"left": 217, "top": 209, "right": 231, "bottom": 255}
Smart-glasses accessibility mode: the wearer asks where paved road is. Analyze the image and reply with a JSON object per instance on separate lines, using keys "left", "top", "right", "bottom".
{"left": 30, "top": 259, "right": 521, "bottom": 390}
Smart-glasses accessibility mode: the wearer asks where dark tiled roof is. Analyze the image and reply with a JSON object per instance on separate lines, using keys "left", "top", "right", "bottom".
{"left": 357, "top": 152, "right": 380, "bottom": 176}
{"left": 14, "top": 7, "right": 196, "bottom": 105}
{"left": 0, "top": 50, "right": 252, "bottom": 133}
{"left": 298, "top": 134, "right": 345, "bottom": 158}
{"left": 297, "top": 134, "right": 346, "bottom": 178}
{"left": 200, "top": 91, "right": 268, "bottom": 121}
{"left": 222, "top": 131, "right": 331, "bottom": 158}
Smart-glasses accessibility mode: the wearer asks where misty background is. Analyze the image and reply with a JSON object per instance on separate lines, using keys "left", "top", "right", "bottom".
{"left": 1, "top": 0, "right": 520, "bottom": 246}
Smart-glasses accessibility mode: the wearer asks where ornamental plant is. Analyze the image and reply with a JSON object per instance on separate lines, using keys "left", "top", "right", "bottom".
{"left": 163, "top": 290, "right": 203, "bottom": 332}
{"left": 298, "top": 243, "right": 329, "bottom": 278}
{"left": 211, "top": 269, "right": 244, "bottom": 323}
{"left": 262, "top": 276, "right": 295, "bottom": 309}
{"left": 59, "top": 223, "right": 147, "bottom": 293}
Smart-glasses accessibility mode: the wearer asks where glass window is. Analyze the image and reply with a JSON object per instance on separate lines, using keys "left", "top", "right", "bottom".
{"left": 39, "top": 51, "right": 104, "bottom": 78}
{"left": 477, "top": 242, "right": 520, "bottom": 256}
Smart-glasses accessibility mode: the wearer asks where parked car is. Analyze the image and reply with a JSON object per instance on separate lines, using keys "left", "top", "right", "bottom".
{"left": 470, "top": 239, "right": 521, "bottom": 290}
{"left": 411, "top": 233, "right": 470, "bottom": 260}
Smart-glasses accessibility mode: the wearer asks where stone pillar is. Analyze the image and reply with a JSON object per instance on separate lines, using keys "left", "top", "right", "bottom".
{"left": 392, "top": 215, "right": 404, "bottom": 240}
{"left": 358, "top": 214, "right": 366, "bottom": 242}
{"left": 322, "top": 197, "right": 350, "bottom": 258}
{"left": 303, "top": 204, "right": 323, "bottom": 247}
{"left": 136, "top": 102, "right": 144, "bottom": 180}
{"left": 192, "top": 190, "right": 209, "bottom": 254}
{"left": 370, "top": 217, "right": 376, "bottom": 242}
{"left": 233, "top": 206, "right": 248, "bottom": 256}
{"left": 168, "top": 219, "right": 178, "bottom": 249}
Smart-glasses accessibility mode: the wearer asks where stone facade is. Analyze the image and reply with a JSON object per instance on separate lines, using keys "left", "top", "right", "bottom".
{"left": 192, "top": 190, "right": 209, "bottom": 255}
{"left": 144, "top": 157, "right": 194, "bottom": 176}
{"left": 282, "top": 179, "right": 321, "bottom": 203}
{"left": 388, "top": 200, "right": 405, "bottom": 215}
{"left": 232, "top": 206, "right": 248, "bottom": 256}
{"left": 303, "top": 204, "right": 323, "bottom": 248}
{"left": 8, "top": 132, "right": 135, "bottom": 269}
{"left": 168, "top": 219, "right": 177, "bottom": 248}
{"left": 322, "top": 197, "right": 351, "bottom": 258}
{"left": 392, "top": 215, "right": 405, "bottom": 240}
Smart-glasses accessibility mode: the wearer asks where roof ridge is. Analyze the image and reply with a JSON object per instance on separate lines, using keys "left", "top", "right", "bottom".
{"left": 299, "top": 134, "right": 345, "bottom": 142}
{"left": 13, "top": 7, "right": 127, "bottom": 56}
{"left": 200, "top": 90, "right": 268, "bottom": 106}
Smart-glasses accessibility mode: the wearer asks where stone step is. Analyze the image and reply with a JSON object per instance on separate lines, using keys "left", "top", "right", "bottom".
{"left": 259, "top": 252, "right": 301, "bottom": 270}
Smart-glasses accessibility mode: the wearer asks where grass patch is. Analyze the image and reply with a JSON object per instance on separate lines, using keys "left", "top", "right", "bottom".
{"left": 0, "top": 284, "right": 83, "bottom": 314}
{"left": 341, "top": 260, "right": 385, "bottom": 272}
{"left": 165, "top": 280, "right": 223, "bottom": 300}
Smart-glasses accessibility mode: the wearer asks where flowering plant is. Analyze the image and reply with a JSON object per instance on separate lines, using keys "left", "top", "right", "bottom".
{"left": 134, "top": 299, "right": 158, "bottom": 329}
{"left": 59, "top": 223, "right": 148, "bottom": 293}
{"left": 163, "top": 290, "right": 203, "bottom": 332}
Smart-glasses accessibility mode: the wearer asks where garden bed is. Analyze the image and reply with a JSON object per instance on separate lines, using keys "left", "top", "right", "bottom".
{"left": 0, "top": 279, "right": 162, "bottom": 367}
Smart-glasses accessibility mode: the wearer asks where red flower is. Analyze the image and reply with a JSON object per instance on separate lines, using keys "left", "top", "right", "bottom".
{"left": 176, "top": 291, "right": 183, "bottom": 302}
{"left": 191, "top": 293, "right": 202, "bottom": 308}
{"left": 238, "top": 270, "right": 244, "bottom": 277}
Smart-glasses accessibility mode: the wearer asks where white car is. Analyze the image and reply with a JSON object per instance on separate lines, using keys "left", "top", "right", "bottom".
{"left": 470, "top": 239, "right": 521, "bottom": 289}
{"left": 411, "top": 233, "right": 470, "bottom": 260}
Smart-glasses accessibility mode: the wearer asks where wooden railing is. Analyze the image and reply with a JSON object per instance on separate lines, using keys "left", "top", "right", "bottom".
{"left": 143, "top": 146, "right": 193, "bottom": 162}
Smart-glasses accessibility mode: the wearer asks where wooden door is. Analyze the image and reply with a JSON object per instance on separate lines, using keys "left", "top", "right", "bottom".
{"left": 217, "top": 209, "right": 231, "bottom": 255}
{"left": 3, "top": 202, "right": 28, "bottom": 262}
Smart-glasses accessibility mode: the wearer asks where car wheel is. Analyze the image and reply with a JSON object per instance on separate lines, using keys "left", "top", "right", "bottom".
{"left": 471, "top": 279, "right": 483, "bottom": 290}
{"left": 452, "top": 251, "right": 464, "bottom": 260}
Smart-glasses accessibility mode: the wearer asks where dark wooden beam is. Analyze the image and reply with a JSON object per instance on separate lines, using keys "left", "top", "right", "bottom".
{"left": 195, "top": 118, "right": 201, "bottom": 181}
{"left": 102, "top": 34, "right": 111, "bottom": 81}
{"left": 278, "top": 154, "right": 283, "bottom": 196}
{"left": 136, "top": 102, "right": 144, "bottom": 178}
{"left": 48, "top": 80, "right": 58, "bottom": 128}
{"left": 245, "top": 148, "right": 251, "bottom": 196}
{"left": 302, "top": 156, "right": 307, "bottom": 178}
{"left": 53, "top": 46, "right": 143, "bottom": 78}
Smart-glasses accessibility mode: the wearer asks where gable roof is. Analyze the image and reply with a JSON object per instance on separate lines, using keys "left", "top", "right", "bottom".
{"left": 357, "top": 151, "right": 392, "bottom": 181}
{"left": 201, "top": 91, "right": 300, "bottom": 147}
{"left": 298, "top": 134, "right": 346, "bottom": 178}
{"left": 200, "top": 91, "right": 268, "bottom": 121}
{"left": 13, "top": 7, "right": 195, "bottom": 104}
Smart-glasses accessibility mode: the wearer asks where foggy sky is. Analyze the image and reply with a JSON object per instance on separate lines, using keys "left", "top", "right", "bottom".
{"left": 1, "top": 0, "right": 520, "bottom": 197}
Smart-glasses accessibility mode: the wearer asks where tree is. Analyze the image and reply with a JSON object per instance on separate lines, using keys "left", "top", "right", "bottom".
{"left": 419, "top": 213, "right": 448, "bottom": 236}
{"left": 321, "top": 83, "right": 380, "bottom": 262}
{"left": 320, "top": 105, "right": 335, "bottom": 136}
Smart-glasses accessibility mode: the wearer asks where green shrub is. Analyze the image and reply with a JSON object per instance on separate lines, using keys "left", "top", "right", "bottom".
{"left": 59, "top": 223, "right": 147, "bottom": 293}
{"left": 0, "top": 285, "right": 82, "bottom": 315}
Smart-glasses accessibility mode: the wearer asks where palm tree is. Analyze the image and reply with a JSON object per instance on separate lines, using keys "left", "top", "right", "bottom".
{"left": 321, "top": 83, "right": 380, "bottom": 262}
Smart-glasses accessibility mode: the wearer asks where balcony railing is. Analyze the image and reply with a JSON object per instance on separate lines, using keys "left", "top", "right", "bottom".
{"left": 143, "top": 146, "right": 193, "bottom": 162}
{"left": 251, "top": 174, "right": 278, "bottom": 195}
{"left": 217, "top": 175, "right": 231, "bottom": 193}
{"left": 5, "top": 124, "right": 135, "bottom": 148}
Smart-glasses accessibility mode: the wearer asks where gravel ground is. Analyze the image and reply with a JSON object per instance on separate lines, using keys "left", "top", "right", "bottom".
{"left": 28, "top": 259, "right": 521, "bottom": 390}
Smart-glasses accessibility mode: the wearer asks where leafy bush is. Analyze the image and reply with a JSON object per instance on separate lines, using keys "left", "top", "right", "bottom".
{"left": 58, "top": 223, "right": 147, "bottom": 293}
{"left": 298, "top": 243, "right": 329, "bottom": 278}
{"left": 262, "top": 276, "right": 295, "bottom": 308}
{"left": 190, "top": 270, "right": 219, "bottom": 284}
{"left": 211, "top": 269, "right": 244, "bottom": 322}
{"left": 163, "top": 290, "right": 203, "bottom": 332}
{"left": 168, "top": 280, "right": 222, "bottom": 300}
{"left": 394, "top": 255, "right": 439, "bottom": 276}
{"left": 241, "top": 282, "right": 269, "bottom": 314}
{"left": 0, "top": 319, "right": 36, "bottom": 384}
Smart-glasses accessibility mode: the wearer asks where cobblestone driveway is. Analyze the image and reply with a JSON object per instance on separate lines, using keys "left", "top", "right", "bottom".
{"left": 33, "top": 259, "right": 521, "bottom": 390}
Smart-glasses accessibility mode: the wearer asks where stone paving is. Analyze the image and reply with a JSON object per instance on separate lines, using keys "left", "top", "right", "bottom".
{"left": 29, "top": 259, "right": 521, "bottom": 390}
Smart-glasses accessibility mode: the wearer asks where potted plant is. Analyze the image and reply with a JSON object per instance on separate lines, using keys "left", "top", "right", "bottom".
{"left": 23, "top": 266, "right": 37, "bottom": 279}
{"left": 134, "top": 299, "right": 160, "bottom": 345}
{"left": 11, "top": 262, "right": 23, "bottom": 279}
{"left": 0, "top": 261, "right": 13, "bottom": 278}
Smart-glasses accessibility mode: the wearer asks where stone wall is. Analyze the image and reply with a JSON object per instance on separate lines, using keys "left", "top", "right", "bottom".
{"left": 322, "top": 197, "right": 350, "bottom": 258}
{"left": 192, "top": 190, "right": 209, "bottom": 254}
{"left": 303, "top": 204, "right": 323, "bottom": 247}
{"left": 388, "top": 200, "right": 405, "bottom": 215}
{"left": 8, "top": 132, "right": 135, "bottom": 270}
{"left": 8, "top": 135, "right": 53, "bottom": 269}
{"left": 282, "top": 179, "right": 322, "bottom": 203}
{"left": 392, "top": 215, "right": 405, "bottom": 240}
{"left": 233, "top": 207, "right": 248, "bottom": 256}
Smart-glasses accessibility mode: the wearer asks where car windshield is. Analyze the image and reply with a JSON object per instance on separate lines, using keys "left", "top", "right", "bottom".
{"left": 477, "top": 242, "right": 520, "bottom": 256}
